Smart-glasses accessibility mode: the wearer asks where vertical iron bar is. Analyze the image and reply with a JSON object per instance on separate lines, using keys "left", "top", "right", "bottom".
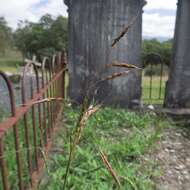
{"left": 47, "top": 88, "right": 52, "bottom": 137}
{"left": 47, "top": 69, "right": 53, "bottom": 136}
{"left": 43, "top": 98, "right": 47, "bottom": 144}
{"left": 42, "top": 68, "right": 47, "bottom": 145}
{"left": 50, "top": 71, "right": 54, "bottom": 129}
{"left": 159, "top": 61, "right": 164, "bottom": 99}
{"left": 21, "top": 89, "right": 32, "bottom": 186}
{"left": 30, "top": 79, "right": 39, "bottom": 171}
{"left": 0, "top": 71, "right": 24, "bottom": 190}
{"left": 46, "top": 66, "right": 51, "bottom": 137}
{"left": 36, "top": 69, "right": 44, "bottom": 148}
{"left": 38, "top": 101, "right": 44, "bottom": 147}
{"left": 149, "top": 63, "right": 153, "bottom": 100}
{"left": 38, "top": 100, "right": 44, "bottom": 147}
{"left": 0, "top": 138, "right": 9, "bottom": 190}
{"left": 23, "top": 114, "right": 32, "bottom": 184}
{"left": 62, "top": 55, "right": 66, "bottom": 99}
{"left": 13, "top": 124, "right": 24, "bottom": 190}
{"left": 62, "top": 73, "right": 65, "bottom": 100}
{"left": 52, "top": 80, "right": 56, "bottom": 123}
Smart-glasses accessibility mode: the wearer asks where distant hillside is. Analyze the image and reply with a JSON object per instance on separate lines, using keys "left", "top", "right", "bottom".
{"left": 143, "top": 36, "right": 171, "bottom": 42}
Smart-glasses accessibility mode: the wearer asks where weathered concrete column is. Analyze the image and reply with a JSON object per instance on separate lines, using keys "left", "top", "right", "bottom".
{"left": 165, "top": 0, "right": 190, "bottom": 108}
{"left": 65, "top": 0, "right": 144, "bottom": 107}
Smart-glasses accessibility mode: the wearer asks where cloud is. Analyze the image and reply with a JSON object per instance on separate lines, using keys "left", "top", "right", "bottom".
{"left": 32, "top": 0, "right": 68, "bottom": 20}
{"left": 0, "top": 0, "right": 177, "bottom": 38}
{"left": 0, "top": 0, "right": 68, "bottom": 29}
{"left": 144, "top": 0, "right": 177, "bottom": 10}
{"left": 143, "top": 0, "right": 177, "bottom": 38}
{"left": 145, "top": 9, "right": 176, "bottom": 17}
{"left": 143, "top": 12, "right": 176, "bottom": 38}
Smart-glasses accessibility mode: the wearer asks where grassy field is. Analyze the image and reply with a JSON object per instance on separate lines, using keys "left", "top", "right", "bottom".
{"left": 38, "top": 106, "right": 172, "bottom": 190}
{"left": 0, "top": 105, "right": 173, "bottom": 189}
{"left": 142, "top": 76, "right": 168, "bottom": 105}
{"left": 0, "top": 49, "right": 23, "bottom": 73}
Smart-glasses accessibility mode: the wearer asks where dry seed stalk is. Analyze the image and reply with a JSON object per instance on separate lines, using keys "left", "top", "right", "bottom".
{"left": 106, "top": 62, "right": 141, "bottom": 70}
{"left": 103, "top": 71, "right": 130, "bottom": 81}
{"left": 111, "top": 26, "right": 130, "bottom": 47}
{"left": 63, "top": 100, "right": 101, "bottom": 190}
{"left": 100, "top": 150, "right": 121, "bottom": 187}
{"left": 111, "top": 4, "right": 145, "bottom": 47}
{"left": 63, "top": 12, "right": 143, "bottom": 186}
{"left": 73, "top": 104, "right": 101, "bottom": 145}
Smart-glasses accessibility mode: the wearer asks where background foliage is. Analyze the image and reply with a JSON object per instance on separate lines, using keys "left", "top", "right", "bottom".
{"left": 14, "top": 14, "right": 68, "bottom": 58}
{"left": 0, "top": 15, "right": 172, "bottom": 69}
{"left": 0, "top": 17, "right": 12, "bottom": 55}
{"left": 142, "top": 39, "right": 172, "bottom": 67}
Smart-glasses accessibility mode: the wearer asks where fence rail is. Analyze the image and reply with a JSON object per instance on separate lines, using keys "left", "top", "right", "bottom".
{"left": 142, "top": 53, "right": 168, "bottom": 104}
{"left": 0, "top": 52, "right": 67, "bottom": 190}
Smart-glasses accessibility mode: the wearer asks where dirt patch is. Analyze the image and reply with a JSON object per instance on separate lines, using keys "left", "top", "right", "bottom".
{"left": 146, "top": 126, "right": 190, "bottom": 190}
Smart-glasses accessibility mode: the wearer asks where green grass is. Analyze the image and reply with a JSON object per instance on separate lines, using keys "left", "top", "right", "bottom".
{"left": 0, "top": 49, "right": 23, "bottom": 73}
{"left": 39, "top": 106, "right": 172, "bottom": 190}
{"left": 0, "top": 104, "right": 173, "bottom": 190}
{"left": 0, "top": 109, "right": 48, "bottom": 190}
{"left": 142, "top": 76, "right": 168, "bottom": 105}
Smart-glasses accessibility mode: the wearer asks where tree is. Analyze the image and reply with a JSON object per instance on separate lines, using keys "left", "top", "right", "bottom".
{"left": 0, "top": 17, "right": 12, "bottom": 55}
{"left": 142, "top": 39, "right": 172, "bottom": 67}
{"left": 14, "top": 20, "right": 31, "bottom": 57}
{"left": 14, "top": 14, "right": 68, "bottom": 58}
{"left": 50, "top": 16, "right": 68, "bottom": 50}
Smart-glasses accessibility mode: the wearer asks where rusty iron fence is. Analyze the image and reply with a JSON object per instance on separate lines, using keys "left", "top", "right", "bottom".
{"left": 142, "top": 53, "right": 168, "bottom": 104}
{"left": 0, "top": 52, "right": 67, "bottom": 190}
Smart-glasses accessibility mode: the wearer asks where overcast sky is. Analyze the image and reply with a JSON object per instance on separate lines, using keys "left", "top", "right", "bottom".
{"left": 0, "top": 0, "right": 177, "bottom": 39}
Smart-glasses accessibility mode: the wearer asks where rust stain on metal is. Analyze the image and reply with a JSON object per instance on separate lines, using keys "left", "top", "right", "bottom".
{"left": 0, "top": 51, "right": 67, "bottom": 190}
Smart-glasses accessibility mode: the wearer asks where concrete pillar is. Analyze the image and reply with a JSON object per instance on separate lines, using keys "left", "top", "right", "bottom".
{"left": 65, "top": 0, "right": 144, "bottom": 107}
{"left": 165, "top": 0, "right": 190, "bottom": 108}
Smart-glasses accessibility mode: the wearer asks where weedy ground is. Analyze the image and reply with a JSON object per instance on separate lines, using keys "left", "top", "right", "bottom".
{"left": 39, "top": 105, "right": 173, "bottom": 190}
{"left": 0, "top": 49, "right": 23, "bottom": 73}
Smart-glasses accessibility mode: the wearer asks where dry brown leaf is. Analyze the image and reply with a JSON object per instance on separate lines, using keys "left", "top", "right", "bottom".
{"left": 100, "top": 150, "right": 121, "bottom": 187}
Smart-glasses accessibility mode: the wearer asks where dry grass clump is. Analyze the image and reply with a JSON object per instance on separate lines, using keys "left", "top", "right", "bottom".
{"left": 100, "top": 150, "right": 121, "bottom": 187}
{"left": 63, "top": 101, "right": 101, "bottom": 189}
{"left": 62, "top": 60, "right": 140, "bottom": 189}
